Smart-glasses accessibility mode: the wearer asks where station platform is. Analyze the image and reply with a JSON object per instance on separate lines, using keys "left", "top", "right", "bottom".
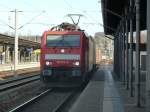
{"left": 0, "top": 62, "right": 40, "bottom": 72}
{"left": 0, "top": 62, "right": 40, "bottom": 79}
{"left": 69, "top": 65, "right": 145, "bottom": 112}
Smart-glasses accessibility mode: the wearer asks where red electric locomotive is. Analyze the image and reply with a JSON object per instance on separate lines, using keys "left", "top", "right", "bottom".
{"left": 40, "top": 22, "right": 96, "bottom": 87}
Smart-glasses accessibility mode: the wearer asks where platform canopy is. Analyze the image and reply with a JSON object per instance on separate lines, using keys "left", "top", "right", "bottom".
{"left": 0, "top": 34, "right": 40, "bottom": 47}
{"left": 101, "top": 0, "right": 146, "bottom": 35}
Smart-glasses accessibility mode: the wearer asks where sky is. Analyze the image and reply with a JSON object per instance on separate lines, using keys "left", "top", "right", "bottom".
{"left": 0, "top": 0, "right": 104, "bottom": 36}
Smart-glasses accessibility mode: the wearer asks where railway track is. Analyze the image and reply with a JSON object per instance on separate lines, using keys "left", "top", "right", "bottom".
{"left": 0, "top": 74, "right": 40, "bottom": 92}
{"left": 8, "top": 88, "right": 79, "bottom": 112}
{"left": 9, "top": 89, "right": 51, "bottom": 112}
{"left": 52, "top": 90, "right": 77, "bottom": 112}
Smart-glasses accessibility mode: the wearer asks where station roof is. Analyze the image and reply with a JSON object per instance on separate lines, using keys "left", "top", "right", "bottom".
{"left": 101, "top": 0, "right": 147, "bottom": 35}
{"left": 0, "top": 34, "right": 40, "bottom": 48}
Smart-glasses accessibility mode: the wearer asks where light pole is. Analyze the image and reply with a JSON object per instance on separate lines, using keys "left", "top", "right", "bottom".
{"left": 10, "top": 9, "right": 45, "bottom": 76}
{"left": 14, "top": 9, "right": 18, "bottom": 75}
{"left": 10, "top": 9, "right": 22, "bottom": 75}
{"left": 0, "top": 9, "right": 45, "bottom": 75}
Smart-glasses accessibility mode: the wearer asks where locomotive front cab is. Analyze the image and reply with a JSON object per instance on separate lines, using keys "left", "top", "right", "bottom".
{"left": 40, "top": 31, "right": 85, "bottom": 86}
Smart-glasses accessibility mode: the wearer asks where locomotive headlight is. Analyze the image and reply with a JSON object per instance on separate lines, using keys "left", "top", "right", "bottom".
{"left": 45, "top": 61, "right": 50, "bottom": 65}
{"left": 46, "top": 61, "right": 52, "bottom": 66}
{"left": 74, "top": 61, "right": 80, "bottom": 66}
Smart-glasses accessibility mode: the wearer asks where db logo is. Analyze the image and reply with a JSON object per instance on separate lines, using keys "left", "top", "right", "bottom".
{"left": 56, "top": 61, "right": 69, "bottom": 64}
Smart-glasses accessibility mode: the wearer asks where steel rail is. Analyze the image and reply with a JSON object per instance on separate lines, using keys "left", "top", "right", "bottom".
{"left": 0, "top": 75, "right": 40, "bottom": 92}
{"left": 9, "top": 89, "right": 52, "bottom": 112}
{"left": 0, "top": 74, "right": 39, "bottom": 86}
{"left": 52, "top": 90, "right": 77, "bottom": 112}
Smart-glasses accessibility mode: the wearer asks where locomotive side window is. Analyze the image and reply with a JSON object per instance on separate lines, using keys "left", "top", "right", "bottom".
{"left": 46, "top": 35, "right": 80, "bottom": 47}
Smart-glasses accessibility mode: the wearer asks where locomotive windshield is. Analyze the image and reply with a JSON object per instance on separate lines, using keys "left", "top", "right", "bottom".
{"left": 46, "top": 35, "right": 80, "bottom": 47}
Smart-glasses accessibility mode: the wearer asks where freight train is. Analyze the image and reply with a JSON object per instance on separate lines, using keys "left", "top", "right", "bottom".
{"left": 40, "top": 22, "right": 96, "bottom": 87}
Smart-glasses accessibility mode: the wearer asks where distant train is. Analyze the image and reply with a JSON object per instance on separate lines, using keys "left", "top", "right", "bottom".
{"left": 40, "top": 22, "right": 96, "bottom": 87}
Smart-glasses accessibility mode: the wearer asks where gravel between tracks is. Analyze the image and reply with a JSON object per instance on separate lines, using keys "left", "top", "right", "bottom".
{"left": 0, "top": 80, "right": 46, "bottom": 112}
{"left": 17, "top": 89, "right": 75, "bottom": 112}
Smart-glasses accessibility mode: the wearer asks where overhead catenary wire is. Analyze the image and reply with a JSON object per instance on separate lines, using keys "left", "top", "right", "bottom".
{"left": 82, "top": 22, "right": 114, "bottom": 40}
{"left": 0, "top": 1, "right": 104, "bottom": 35}
{"left": 0, "top": 10, "right": 46, "bottom": 31}
{"left": 18, "top": 10, "right": 45, "bottom": 29}
{"left": 27, "top": 22, "right": 55, "bottom": 26}
{"left": 0, "top": 3, "right": 12, "bottom": 10}
{"left": 63, "top": 0, "right": 85, "bottom": 12}
{"left": 83, "top": 11, "right": 116, "bottom": 32}
{"left": 62, "top": 0, "right": 116, "bottom": 35}
{"left": 24, "top": 23, "right": 55, "bottom": 30}
{"left": 52, "top": 0, "right": 105, "bottom": 34}
{"left": 63, "top": 0, "right": 73, "bottom": 9}
{"left": 0, "top": 18, "right": 14, "bottom": 30}
{"left": 98, "top": 0, "right": 123, "bottom": 19}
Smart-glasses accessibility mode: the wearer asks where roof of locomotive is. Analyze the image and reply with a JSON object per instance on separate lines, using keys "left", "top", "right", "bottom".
{"left": 44, "top": 30, "right": 86, "bottom": 36}
{"left": 43, "top": 22, "right": 90, "bottom": 38}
